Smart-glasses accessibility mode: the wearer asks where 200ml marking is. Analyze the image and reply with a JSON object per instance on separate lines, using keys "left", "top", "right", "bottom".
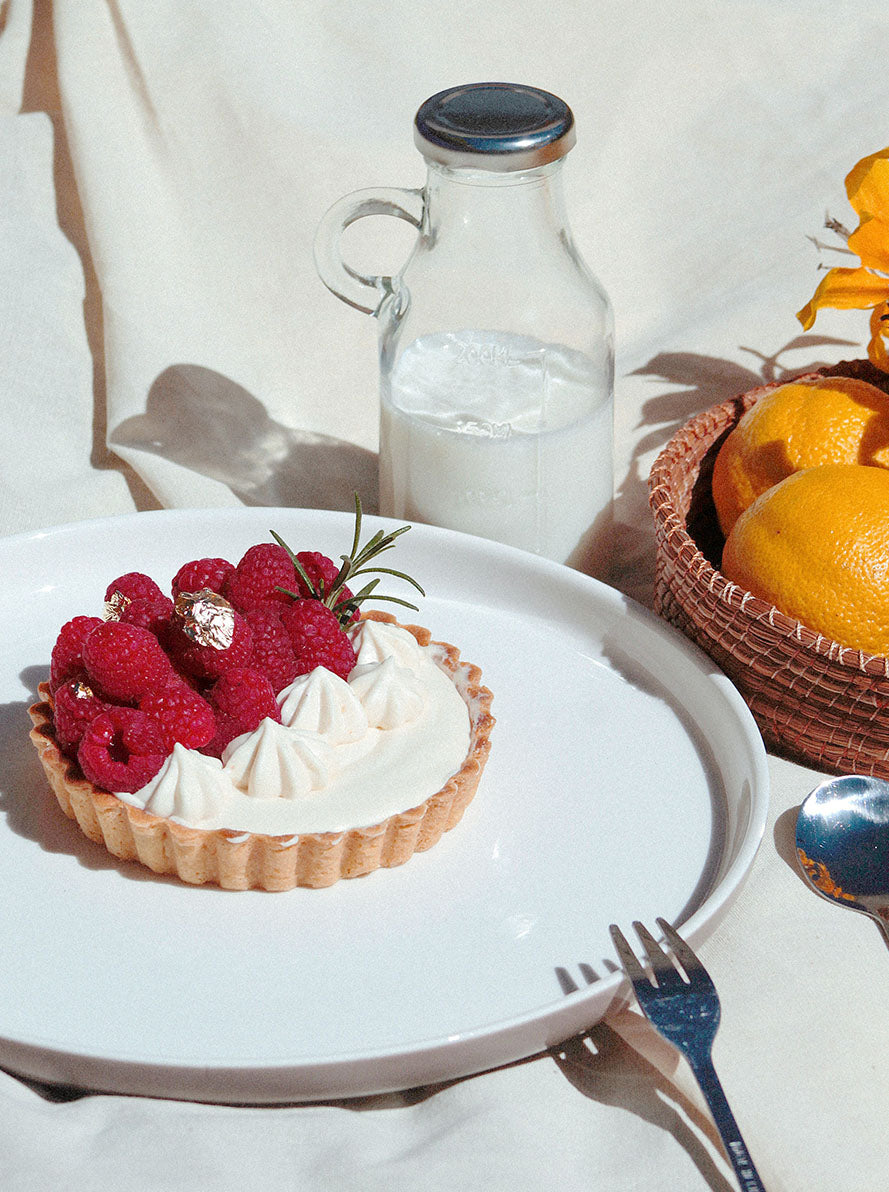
{"left": 454, "top": 342, "right": 540, "bottom": 368}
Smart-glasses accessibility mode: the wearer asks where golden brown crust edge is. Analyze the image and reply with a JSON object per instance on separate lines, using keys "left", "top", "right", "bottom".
{"left": 27, "top": 612, "right": 494, "bottom": 890}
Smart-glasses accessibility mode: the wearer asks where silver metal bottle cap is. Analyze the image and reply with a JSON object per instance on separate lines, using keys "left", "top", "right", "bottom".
{"left": 414, "top": 82, "right": 576, "bottom": 171}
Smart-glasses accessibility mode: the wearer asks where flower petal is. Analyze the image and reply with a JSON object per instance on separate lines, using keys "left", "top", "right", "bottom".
{"left": 797, "top": 265, "right": 889, "bottom": 329}
{"left": 868, "top": 301, "right": 889, "bottom": 371}
{"left": 848, "top": 213, "right": 889, "bottom": 273}
{"left": 847, "top": 151, "right": 889, "bottom": 219}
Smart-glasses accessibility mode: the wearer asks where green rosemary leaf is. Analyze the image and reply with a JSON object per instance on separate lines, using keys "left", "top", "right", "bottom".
{"left": 365, "top": 594, "right": 421, "bottom": 611}
{"left": 348, "top": 566, "right": 425, "bottom": 596}
{"left": 352, "top": 529, "right": 387, "bottom": 568}
{"left": 270, "top": 530, "right": 318, "bottom": 597}
{"left": 270, "top": 495, "right": 420, "bottom": 622}
{"left": 350, "top": 493, "right": 363, "bottom": 560}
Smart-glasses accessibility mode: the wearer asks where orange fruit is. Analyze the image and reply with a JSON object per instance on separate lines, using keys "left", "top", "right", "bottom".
{"left": 721, "top": 463, "right": 889, "bottom": 656}
{"left": 711, "top": 376, "right": 889, "bottom": 535}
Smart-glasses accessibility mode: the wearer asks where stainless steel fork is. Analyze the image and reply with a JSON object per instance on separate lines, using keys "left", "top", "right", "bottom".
{"left": 609, "top": 918, "right": 766, "bottom": 1192}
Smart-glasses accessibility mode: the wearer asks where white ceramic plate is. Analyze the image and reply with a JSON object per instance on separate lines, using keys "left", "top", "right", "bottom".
{"left": 2, "top": 508, "right": 767, "bottom": 1103}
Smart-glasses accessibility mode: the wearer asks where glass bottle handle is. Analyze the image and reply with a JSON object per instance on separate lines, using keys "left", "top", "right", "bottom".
{"left": 313, "top": 187, "right": 424, "bottom": 316}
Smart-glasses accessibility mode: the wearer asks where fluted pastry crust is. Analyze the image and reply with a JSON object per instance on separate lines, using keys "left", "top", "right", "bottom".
{"left": 28, "top": 613, "right": 494, "bottom": 889}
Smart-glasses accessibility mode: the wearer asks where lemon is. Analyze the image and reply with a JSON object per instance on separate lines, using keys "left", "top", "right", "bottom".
{"left": 711, "top": 376, "right": 889, "bottom": 535}
{"left": 721, "top": 463, "right": 889, "bottom": 656}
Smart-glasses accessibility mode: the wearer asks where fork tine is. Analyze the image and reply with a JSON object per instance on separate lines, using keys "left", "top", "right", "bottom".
{"left": 632, "top": 920, "right": 685, "bottom": 985}
{"left": 608, "top": 924, "right": 648, "bottom": 984}
{"left": 656, "top": 917, "right": 714, "bottom": 988}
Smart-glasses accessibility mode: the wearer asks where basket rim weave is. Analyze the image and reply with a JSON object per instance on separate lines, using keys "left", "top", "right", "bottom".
{"left": 648, "top": 369, "right": 889, "bottom": 681}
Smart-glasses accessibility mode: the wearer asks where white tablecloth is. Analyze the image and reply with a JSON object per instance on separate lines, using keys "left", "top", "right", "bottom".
{"left": 3, "top": 2, "right": 888, "bottom": 1188}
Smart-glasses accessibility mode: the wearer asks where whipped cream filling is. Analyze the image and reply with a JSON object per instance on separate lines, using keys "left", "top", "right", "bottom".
{"left": 116, "top": 620, "right": 472, "bottom": 835}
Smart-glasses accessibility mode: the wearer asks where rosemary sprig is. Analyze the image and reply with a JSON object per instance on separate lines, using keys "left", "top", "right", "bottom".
{"left": 271, "top": 495, "right": 424, "bottom": 627}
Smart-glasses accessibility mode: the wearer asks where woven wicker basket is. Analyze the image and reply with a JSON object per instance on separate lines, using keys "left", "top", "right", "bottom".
{"left": 649, "top": 361, "right": 889, "bottom": 777}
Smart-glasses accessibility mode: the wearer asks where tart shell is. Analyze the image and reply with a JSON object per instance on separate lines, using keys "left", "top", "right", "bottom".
{"left": 28, "top": 613, "right": 494, "bottom": 890}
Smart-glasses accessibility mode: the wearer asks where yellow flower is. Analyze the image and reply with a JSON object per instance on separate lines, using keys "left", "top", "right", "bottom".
{"left": 797, "top": 147, "right": 889, "bottom": 370}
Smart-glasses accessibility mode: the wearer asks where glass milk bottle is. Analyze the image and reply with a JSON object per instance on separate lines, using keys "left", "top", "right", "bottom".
{"left": 314, "top": 82, "right": 614, "bottom": 577}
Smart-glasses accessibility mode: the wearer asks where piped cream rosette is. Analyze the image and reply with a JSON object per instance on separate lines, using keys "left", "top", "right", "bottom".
{"left": 28, "top": 613, "right": 494, "bottom": 889}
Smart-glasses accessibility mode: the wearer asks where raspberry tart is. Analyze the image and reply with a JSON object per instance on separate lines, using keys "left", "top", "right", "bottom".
{"left": 28, "top": 506, "right": 494, "bottom": 889}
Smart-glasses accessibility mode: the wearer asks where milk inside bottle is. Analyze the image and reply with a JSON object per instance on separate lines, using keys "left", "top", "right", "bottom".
{"left": 380, "top": 330, "right": 612, "bottom": 574}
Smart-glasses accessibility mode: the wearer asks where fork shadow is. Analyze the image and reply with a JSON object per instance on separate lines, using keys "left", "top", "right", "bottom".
{"left": 551, "top": 967, "right": 736, "bottom": 1191}
{"left": 551, "top": 1028, "right": 735, "bottom": 1191}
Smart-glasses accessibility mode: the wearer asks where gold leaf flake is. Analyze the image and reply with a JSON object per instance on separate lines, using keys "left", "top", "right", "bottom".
{"left": 175, "top": 589, "right": 236, "bottom": 650}
{"left": 103, "top": 590, "right": 130, "bottom": 621}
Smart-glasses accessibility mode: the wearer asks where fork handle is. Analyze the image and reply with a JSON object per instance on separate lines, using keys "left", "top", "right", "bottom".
{"left": 686, "top": 1052, "right": 766, "bottom": 1192}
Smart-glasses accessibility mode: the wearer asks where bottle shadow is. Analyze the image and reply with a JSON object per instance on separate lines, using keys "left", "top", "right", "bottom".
{"left": 111, "top": 364, "right": 380, "bottom": 513}
{"left": 611, "top": 333, "right": 858, "bottom": 604}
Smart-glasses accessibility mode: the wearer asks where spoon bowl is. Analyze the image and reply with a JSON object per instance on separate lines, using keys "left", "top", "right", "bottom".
{"left": 796, "top": 774, "right": 889, "bottom": 945}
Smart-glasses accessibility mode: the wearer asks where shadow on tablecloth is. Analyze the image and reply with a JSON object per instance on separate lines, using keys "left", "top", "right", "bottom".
{"left": 112, "top": 364, "right": 379, "bottom": 514}
{"left": 551, "top": 1024, "right": 735, "bottom": 1192}
{"left": 610, "top": 334, "right": 857, "bottom": 606}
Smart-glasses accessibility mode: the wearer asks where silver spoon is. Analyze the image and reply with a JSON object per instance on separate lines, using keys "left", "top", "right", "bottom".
{"left": 796, "top": 774, "right": 889, "bottom": 946}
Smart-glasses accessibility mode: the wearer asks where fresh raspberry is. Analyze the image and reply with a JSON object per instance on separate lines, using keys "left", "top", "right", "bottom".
{"left": 172, "top": 557, "right": 235, "bottom": 599}
{"left": 207, "top": 666, "right": 280, "bottom": 721}
{"left": 202, "top": 666, "right": 280, "bottom": 756}
{"left": 245, "top": 607, "right": 298, "bottom": 693}
{"left": 280, "top": 600, "right": 357, "bottom": 680}
{"left": 77, "top": 706, "right": 168, "bottom": 793}
{"left": 82, "top": 621, "right": 174, "bottom": 702}
{"left": 294, "top": 551, "right": 360, "bottom": 622}
{"left": 169, "top": 601, "right": 253, "bottom": 680}
{"left": 104, "top": 572, "right": 165, "bottom": 605}
{"left": 139, "top": 681, "right": 217, "bottom": 751}
{"left": 293, "top": 551, "right": 340, "bottom": 597}
{"left": 52, "top": 680, "right": 114, "bottom": 757}
{"left": 119, "top": 595, "right": 175, "bottom": 637}
{"left": 200, "top": 713, "right": 250, "bottom": 758}
{"left": 50, "top": 615, "right": 104, "bottom": 692}
{"left": 103, "top": 572, "right": 165, "bottom": 621}
{"left": 223, "top": 544, "right": 297, "bottom": 612}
